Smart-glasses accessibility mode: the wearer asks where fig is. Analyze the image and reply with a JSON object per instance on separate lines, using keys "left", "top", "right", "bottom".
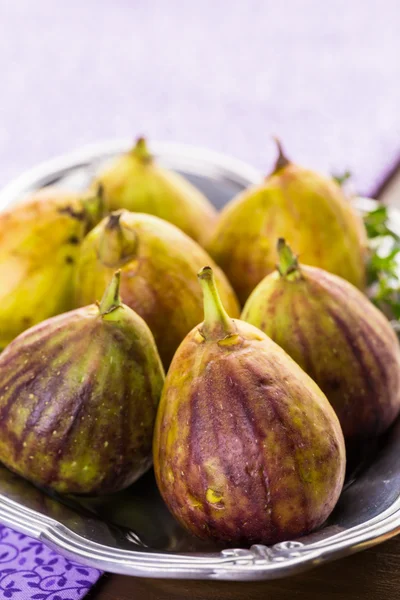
{"left": 92, "top": 137, "right": 218, "bottom": 247}
{"left": 74, "top": 210, "right": 240, "bottom": 368}
{"left": 153, "top": 266, "right": 345, "bottom": 545}
{"left": 0, "top": 272, "right": 164, "bottom": 494}
{"left": 242, "top": 239, "right": 400, "bottom": 441}
{"left": 207, "top": 140, "right": 367, "bottom": 303}
{"left": 0, "top": 186, "right": 104, "bottom": 349}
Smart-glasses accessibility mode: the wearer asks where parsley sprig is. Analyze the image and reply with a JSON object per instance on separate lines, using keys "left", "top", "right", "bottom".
{"left": 364, "top": 205, "right": 400, "bottom": 319}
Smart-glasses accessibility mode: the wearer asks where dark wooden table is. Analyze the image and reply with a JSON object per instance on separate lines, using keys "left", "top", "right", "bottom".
{"left": 88, "top": 535, "right": 400, "bottom": 600}
{"left": 89, "top": 178, "right": 400, "bottom": 599}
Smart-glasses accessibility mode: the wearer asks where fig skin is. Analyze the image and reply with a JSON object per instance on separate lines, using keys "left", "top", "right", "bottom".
{"left": 153, "top": 267, "right": 345, "bottom": 546}
{"left": 207, "top": 141, "right": 367, "bottom": 304}
{"left": 74, "top": 210, "right": 240, "bottom": 368}
{"left": 0, "top": 273, "right": 164, "bottom": 495}
{"left": 92, "top": 137, "right": 218, "bottom": 247}
{"left": 0, "top": 187, "right": 104, "bottom": 349}
{"left": 242, "top": 240, "right": 400, "bottom": 441}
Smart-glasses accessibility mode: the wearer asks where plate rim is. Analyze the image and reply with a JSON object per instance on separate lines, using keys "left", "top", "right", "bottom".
{"left": 0, "top": 139, "right": 263, "bottom": 210}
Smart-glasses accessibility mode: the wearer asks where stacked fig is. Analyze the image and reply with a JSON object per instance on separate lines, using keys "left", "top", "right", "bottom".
{"left": 0, "top": 137, "right": 399, "bottom": 549}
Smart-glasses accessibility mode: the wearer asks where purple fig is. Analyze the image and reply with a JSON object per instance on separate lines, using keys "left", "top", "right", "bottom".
{"left": 0, "top": 272, "right": 164, "bottom": 494}
{"left": 74, "top": 210, "right": 240, "bottom": 368}
{"left": 0, "top": 186, "right": 104, "bottom": 349}
{"left": 153, "top": 266, "right": 345, "bottom": 545}
{"left": 207, "top": 139, "right": 367, "bottom": 304}
{"left": 92, "top": 137, "right": 218, "bottom": 247}
{"left": 242, "top": 239, "right": 400, "bottom": 441}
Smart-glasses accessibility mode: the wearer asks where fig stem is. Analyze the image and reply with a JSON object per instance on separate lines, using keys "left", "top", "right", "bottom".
{"left": 271, "top": 137, "right": 290, "bottom": 174}
{"left": 131, "top": 137, "right": 152, "bottom": 164}
{"left": 277, "top": 238, "right": 301, "bottom": 279}
{"left": 98, "top": 211, "right": 138, "bottom": 268}
{"left": 82, "top": 184, "right": 106, "bottom": 232}
{"left": 99, "top": 271, "right": 122, "bottom": 315}
{"left": 198, "top": 266, "right": 236, "bottom": 340}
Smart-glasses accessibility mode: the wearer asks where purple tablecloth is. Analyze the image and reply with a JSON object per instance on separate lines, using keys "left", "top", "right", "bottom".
{"left": 0, "top": 1, "right": 399, "bottom": 195}
{"left": 0, "top": 1, "right": 400, "bottom": 597}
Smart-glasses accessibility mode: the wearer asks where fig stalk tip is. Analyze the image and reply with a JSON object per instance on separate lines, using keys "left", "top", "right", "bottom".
{"left": 272, "top": 137, "right": 291, "bottom": 173}
{"left": 276, "top": 238, "right": 301, "bottom": 279}
{"left": 82, "top": 185, "right": 106, "bottom": 232}
{"left": 106, "top": 211, "right": 123, "bottom": 231}
{"left": 99, "top": 271, "right": 122, "bottom": 315}
{"left": 98, "top": 212, "right": 138, "bottom": 268}
{"left": 131, "top": 136, "right": 152, "bottom": 163}
{"left": 198, "top": 266, "right": 236, "bottom": 340}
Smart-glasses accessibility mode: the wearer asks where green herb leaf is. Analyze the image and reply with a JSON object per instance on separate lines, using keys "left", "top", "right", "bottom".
{"left": 364, "top": 205, "right": 400, "bottom": 240}
{"left": 365, "top": 204, "right": 400, "bottom": 322}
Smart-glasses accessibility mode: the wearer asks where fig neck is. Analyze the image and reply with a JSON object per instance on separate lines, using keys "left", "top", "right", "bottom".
{"left": 130, "top": 137, "right": 153, "bottom": 164}
{"left": 269, "top": 137, "right": 291, "bottom": 176}
{"left": 98, "top": 211, "right": 138, "bottom": 268}
{"left": 276, "top": 238, "right": 302, "bottom": 281}
{"left": 99, "top": 271, "right": 122, "bottom": 315}
{"left": 197, "top": 266, "right": 237, "bottom": 341}
{"left": 82, "top": 185, "right": 106, "bottom": 231}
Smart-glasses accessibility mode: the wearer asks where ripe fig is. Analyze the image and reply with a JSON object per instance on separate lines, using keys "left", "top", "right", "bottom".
{"left": 153, "top": 266, "right": 345, "bottom": 545}
{"left": 242, "top": 239, "right": 400, "bottom": 441}
{"left": 207, "top": 140, "right": 367, "bottom": 303}
{"left": 0, "top": 272, "right": 164, "bottom": 494}
{"left": 74, "top": 210, "right": 240, "bottom": 368}
{"left": 92, "top": 137, "right": 218, "bottom": 247}
{"left": 0, "top": 186, "right": 104, "bottom": 349}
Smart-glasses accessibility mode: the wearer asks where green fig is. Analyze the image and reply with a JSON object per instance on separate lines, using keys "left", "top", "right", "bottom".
{"left": 0, "top": 272, "right": 164, "bottom": 494}
{"left": 0, "top": 187, "right": 104, "bottom": 349}
{"left": 242, "top": 239, "right": 400, "bottom": 441}
{"left": 153, "top": 266, "right": 345, "bottom": 545}
{"left": 92, "top": 137, "right": 218, "bottom": 247}
{"left": 74, "top": 210, "right": 240, "bottom": 368}
{"left": 207, "top": 140, "right": 367, "bottom": 304}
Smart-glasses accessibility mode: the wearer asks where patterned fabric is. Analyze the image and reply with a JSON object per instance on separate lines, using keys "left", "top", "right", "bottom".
{"left": 0, "top": 525, "right": 102, "bottom": 600}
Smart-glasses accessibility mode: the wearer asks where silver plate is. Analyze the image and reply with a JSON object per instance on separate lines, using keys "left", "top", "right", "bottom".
{"left": 0, "top": 141, "right": 399, "bottom": 581}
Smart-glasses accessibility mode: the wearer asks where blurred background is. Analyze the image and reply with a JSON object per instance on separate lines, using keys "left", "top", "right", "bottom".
{"left": 0, "top": 0, "right": 399, "bottom": 196}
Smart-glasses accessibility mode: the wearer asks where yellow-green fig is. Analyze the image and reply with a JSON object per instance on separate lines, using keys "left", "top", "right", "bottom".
{"left": 0, "top": 187, "right": 104, "bottom": 349}
{"left": 242, "top": 239, "right": 400, "bottom": 441}
{"left": 92, "top": 138, "right": 218, "bottom": 247}
{"left": 74, "top": 210, "right": 240, "bottom": 368}
{"left": 153, "top": 266, "right": 345, "bottom": 545}
{"left": 207, "top": 140, "right": 367, "bottom": 304}
{"left": 0, "top": 272, "right": 164, "bottom": 494}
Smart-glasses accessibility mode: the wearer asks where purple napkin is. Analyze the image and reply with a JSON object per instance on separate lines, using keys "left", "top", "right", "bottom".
{"left": 0, "top": 525, "right": 102, "bottom": 599}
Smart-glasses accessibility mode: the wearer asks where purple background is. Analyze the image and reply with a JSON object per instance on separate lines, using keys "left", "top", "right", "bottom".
{"left": 0, "top": 1, "right": 400, "bottom": 195}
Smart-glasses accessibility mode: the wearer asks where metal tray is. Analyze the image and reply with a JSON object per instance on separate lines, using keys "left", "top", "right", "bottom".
{"left": 0, "top": 141, "right": 399, "bottom": 581}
